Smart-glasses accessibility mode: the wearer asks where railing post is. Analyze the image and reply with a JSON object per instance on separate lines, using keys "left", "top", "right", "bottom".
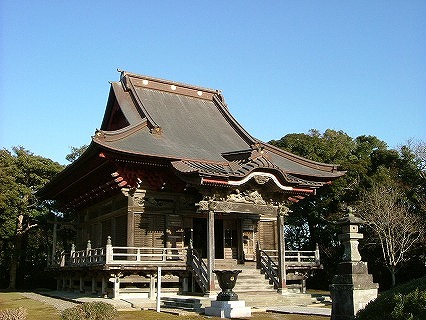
{"left": 60, "top": 251, "right": 65, "bottom": 267}
{"left": 137, "top": 248, "right": 141, "bottom": 262}
{"left": 86, "top": 240, "right": 91, "bottom": 264}
{"left": 105, "top": 236, "right": 113, "bottom": 264}
{"left": 315, "top": 243, "right": 321, "bottom": 266}
{"left": 70, "top": 244, "right": 75, "bottom": 266}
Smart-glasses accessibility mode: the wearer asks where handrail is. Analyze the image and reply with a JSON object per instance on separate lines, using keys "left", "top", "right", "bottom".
{"left": 187, "top": 248, "right": 208, "bottom": 292}
{"left": 109, "top": 246, "right": 187, "bottom": 264}
{"left": 54, "top": 245, "right": 187, "bottom": 267}
{"left": 257, "top": 243, "right": 321, "bottom": 289}
{"left": 260, "top": 249, "right": 320, "bottom": 265}
{"left": 259, "top": 249, "right": 280, "bottom": 288}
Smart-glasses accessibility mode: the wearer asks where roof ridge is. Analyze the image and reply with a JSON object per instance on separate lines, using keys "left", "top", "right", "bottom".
{"left": 119, "top": 70, "right": 219, "bottom": 94}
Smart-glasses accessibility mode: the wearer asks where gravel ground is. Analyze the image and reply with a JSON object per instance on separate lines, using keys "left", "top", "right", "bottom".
{"left": 20, "top": 292, "right": 78, "bottom": 312}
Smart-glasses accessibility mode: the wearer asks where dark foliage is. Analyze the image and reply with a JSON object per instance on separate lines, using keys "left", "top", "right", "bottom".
{"left": 270, "top": 131, "right": 426, "bottom": 289}
{"left": 355, "top": 276, "right": 426, "bottom": 320}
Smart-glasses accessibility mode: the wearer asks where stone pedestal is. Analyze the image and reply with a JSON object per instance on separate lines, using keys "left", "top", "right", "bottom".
{"left": 330, "top": 212, "right": 378, "bottom": 320}
{"left": 331, "top": 261, "right": 378, "bottom": 319}
{"left": 205, "top": 300, "right": 251, "bottom": 318}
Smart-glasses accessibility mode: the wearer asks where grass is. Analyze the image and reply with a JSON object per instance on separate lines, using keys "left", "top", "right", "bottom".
{"left": 118, "top": 310, "right": 328, "bottom": 320}
{"left": 0, "top": 292, "right": 328, "bottom": 320}
{"left": 0, "top": 292, "right": 60, "bottom": 320}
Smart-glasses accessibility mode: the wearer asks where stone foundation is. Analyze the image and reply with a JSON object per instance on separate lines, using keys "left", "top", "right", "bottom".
{"left": 205, "top": 300, "right": 251, "bottom": 318}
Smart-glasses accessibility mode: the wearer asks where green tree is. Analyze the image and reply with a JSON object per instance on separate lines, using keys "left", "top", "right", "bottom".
{"left": 270, "top": 130, "right": 425, "bottom": 288}
{"left": 65, "top": 145, "right": 88, "bottom": 163}
{"left": 0, "top": 147, "right": 63, "bottom": 289}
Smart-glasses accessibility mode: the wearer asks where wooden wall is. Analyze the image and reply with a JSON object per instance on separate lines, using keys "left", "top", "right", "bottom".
{"left": 257, "top": 219, "right": 278, "bottom": 250}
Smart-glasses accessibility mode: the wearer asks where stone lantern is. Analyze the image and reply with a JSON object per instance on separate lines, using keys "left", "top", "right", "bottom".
{"left": 330, "top": 210, "right": 378, "bottom": 320}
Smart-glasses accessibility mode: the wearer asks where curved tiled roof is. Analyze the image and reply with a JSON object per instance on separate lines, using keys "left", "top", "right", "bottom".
{"left": 39, "top": 71, "right": 346, "bottom": 209}
{"left": 92, "top": 72, "right": 345, "bottom": 191}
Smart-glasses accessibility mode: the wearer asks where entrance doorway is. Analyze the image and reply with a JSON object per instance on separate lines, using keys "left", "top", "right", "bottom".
{"left": 192, "top": 218, "right": 225, "bottom": 259}
{"left": 224, "top": 219, "right": 238, "bottom": 259}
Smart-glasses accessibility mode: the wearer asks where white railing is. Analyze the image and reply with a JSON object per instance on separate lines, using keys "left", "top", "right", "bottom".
{"left": 71, "top": 247, "right": 106, "bottom": 265}
{"left": 53, "top": 238, "right": 187, "bottom": 267}
{"left": 106, "top": 246, "right": 187, "bottom": 265}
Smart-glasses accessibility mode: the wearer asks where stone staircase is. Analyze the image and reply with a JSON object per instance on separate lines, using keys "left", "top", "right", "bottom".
{"left": 213, "top": 260, "right": 313, "bottom": 306}
{"left": 159, "top": 259, "right": 315, "bottom": 312}
{"left": 213, "top": 260, "right": 275, "bottom": 293}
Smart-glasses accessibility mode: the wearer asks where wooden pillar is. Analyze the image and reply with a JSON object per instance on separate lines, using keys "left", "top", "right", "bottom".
{"left": 101, "top": 276, "right": 108, "bottom": 298}
{"left": 156, "top": 267, "right": 162, "bottom": 312}
{"left": 52, "top": 214, "right": 57, "bottom": 265}
{"left": 112, "top": 276, "right": 120, "bottom": 299}
{"left": 127, "top": 189, "right": 145, "bottom": 247}
{"left": 237, "top": 219, "right": 243, "bottom": 263}
{"left": 149, "top": 274, "right": 156, "bottom": 300}
{"left": 182, "top": 277, "right": 189, "bottom": 293}
{"left": 91, "top": 277, "right": 97, "bottom": 294}
{"left": 277, "top": 206, "right": 288, "bottom": 294}
{"left": 127, "top": 210, "right": 134, "bottom": 247}
{"left": 191, "top": 274, "right": 196, "bottom": 293}
{"left": 206, "top": 206, "right": 215, "bottom": 293}
{"left": 79, "top": 276, "right": 84, "bottom": 293}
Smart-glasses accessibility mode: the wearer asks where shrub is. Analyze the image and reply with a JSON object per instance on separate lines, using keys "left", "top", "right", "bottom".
{"left": 61, "top": 301, "right": 117, "bottom": 320}
{"left": 355, "top": 276, "right": 426, "bottom": 320}
{"left": 391, "top": 289, "right": 426, "bottom": 320}
{"left": 0, "top": 307, "right": 28, "bottom": 320}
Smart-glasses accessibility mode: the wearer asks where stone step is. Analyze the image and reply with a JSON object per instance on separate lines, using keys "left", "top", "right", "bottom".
{"left": 161, "top": 297, "right": 202, "bottom": 311}
{"left": 213, "top": 269, "right": 277, "bottom": 294}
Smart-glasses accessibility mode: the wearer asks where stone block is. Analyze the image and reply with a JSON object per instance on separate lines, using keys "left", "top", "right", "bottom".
{"left": 205, "top": 300, "right": 252, "bottom": 318}
{"left": 331, "top": 285, "right": 378, "bottom": 319}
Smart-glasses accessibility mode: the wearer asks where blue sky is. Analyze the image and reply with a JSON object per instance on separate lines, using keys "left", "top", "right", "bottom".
{"left": 1, "top": 1, "right": 425, "bottom": 164}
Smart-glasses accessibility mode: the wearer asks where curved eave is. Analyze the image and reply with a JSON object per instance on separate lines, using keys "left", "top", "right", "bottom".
{"left": 200, "top": 175, "right": 316, "bottom": 196}
{"left": 171, "top": 160, "right": 322, "bottom": 194}
{"left": 37, "top": 142, "right": 107, "bottom": 200}
{"left": 260, "top": 141, "right": 344, "bottom": 176}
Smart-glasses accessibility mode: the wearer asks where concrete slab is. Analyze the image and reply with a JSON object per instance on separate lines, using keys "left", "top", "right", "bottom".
{"left": 37, "top": 290, "right": 332, "bottom": 316}
{"left": 267, "top": 306, "right": 331, "bottom": 316}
